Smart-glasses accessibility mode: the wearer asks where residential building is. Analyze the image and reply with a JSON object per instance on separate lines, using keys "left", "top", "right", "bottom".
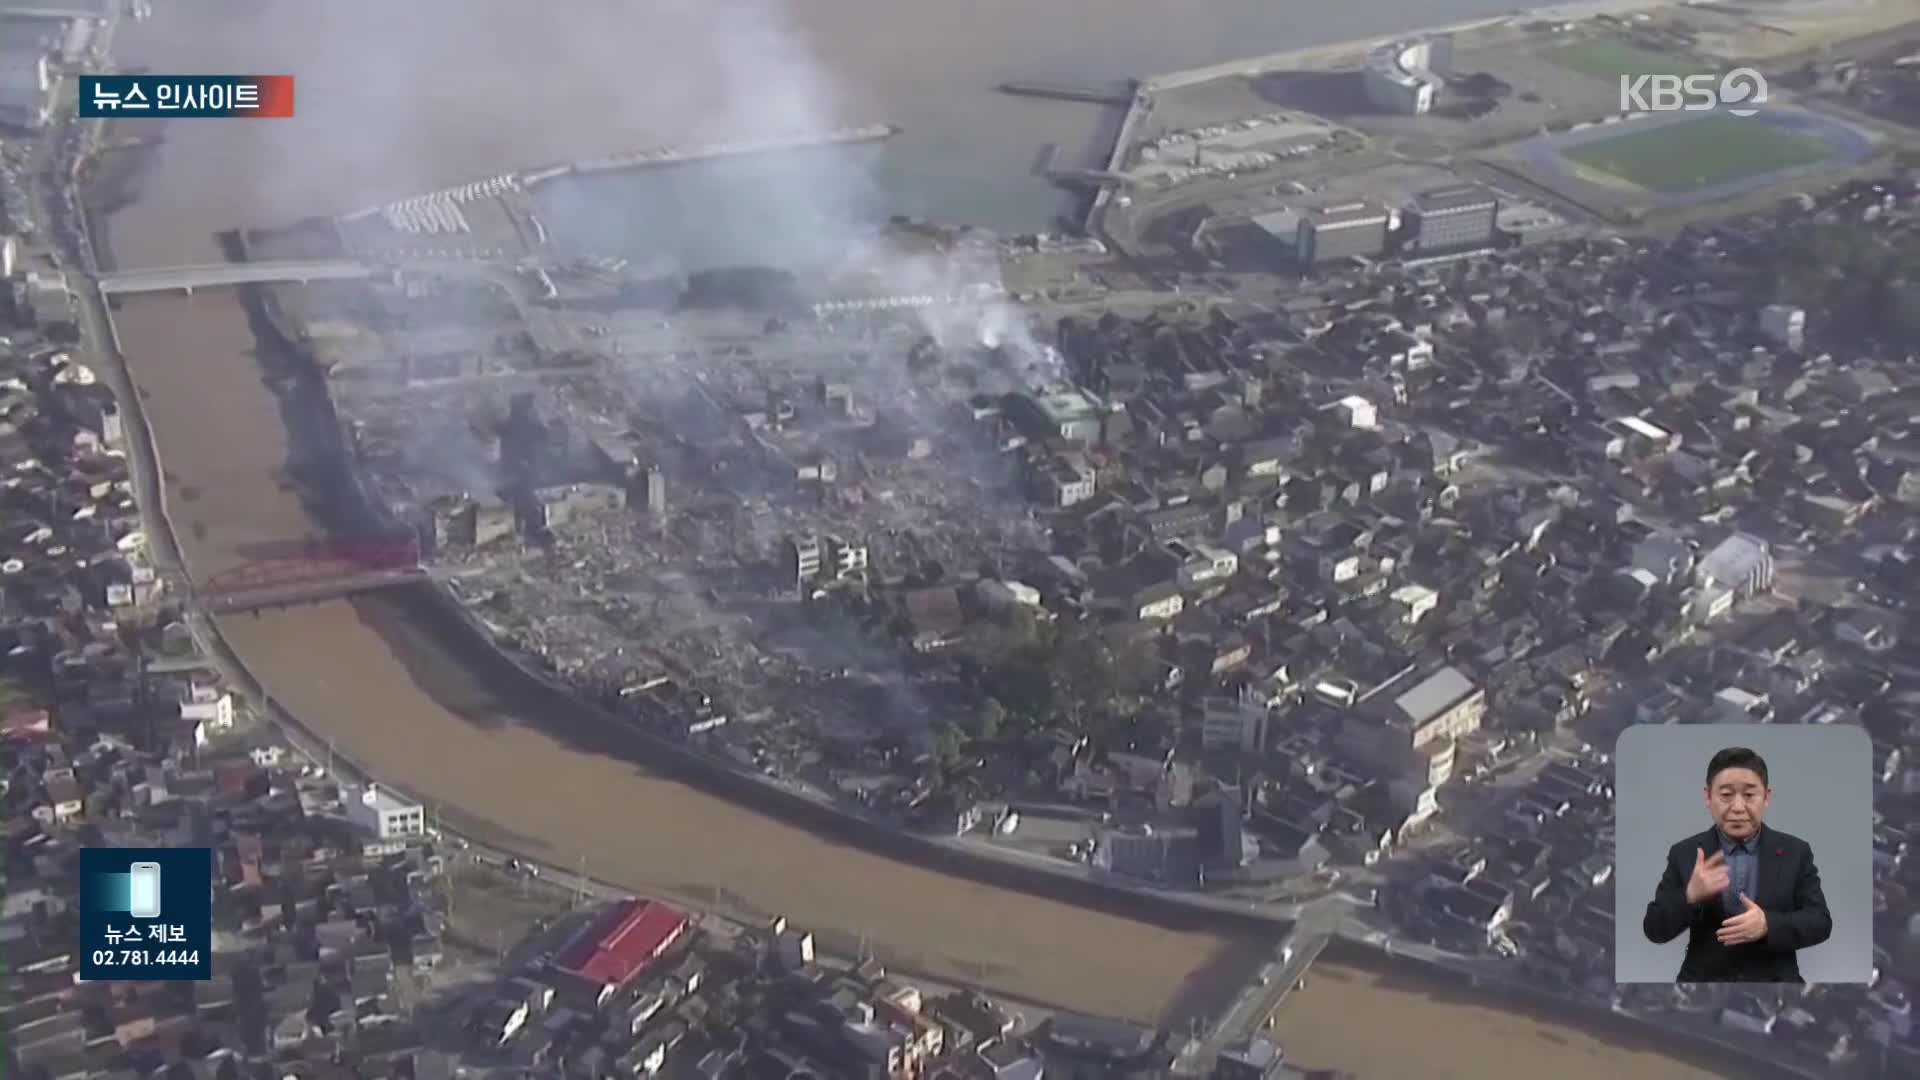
{"left": 1398, "top": 666, "right": 1485, "bottom": 743}
{"left": 1036, "top": 454, "right": 1097, "bottom": 508}
{"left": 1389, "top": 583, "right": 1438, "bottom": 624}
{"left": 1334, "top": 395, "right": 1378, "bottom": 430}
{"left": 1201, "top": 697, "right": 1270, "bottom": 754}
{"left": 1759, "top": 304, "right": 1806, "bottom": 349}
{"left": 1696, "top": 532, "right": 1774, "bottom": 598}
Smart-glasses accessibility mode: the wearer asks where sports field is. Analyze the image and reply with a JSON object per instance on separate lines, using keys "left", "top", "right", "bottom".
{"left": 1542, "top": 38, "right": 1698, "bottom": 81}
{"left": 1559, "top": 115, "right": 1834, "bottom": 193}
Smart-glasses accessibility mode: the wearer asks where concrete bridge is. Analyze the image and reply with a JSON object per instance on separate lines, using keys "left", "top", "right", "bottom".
{"left": 96, "top": 259, "right": 381, "bottom": 296}
{"left": 199, "top": 567, "right": 429, "bottom": 615}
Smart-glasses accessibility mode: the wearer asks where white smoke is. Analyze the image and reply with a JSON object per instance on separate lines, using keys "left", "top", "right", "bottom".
{"left": 649, "top": 0, "right": 1054, "bottom": 374}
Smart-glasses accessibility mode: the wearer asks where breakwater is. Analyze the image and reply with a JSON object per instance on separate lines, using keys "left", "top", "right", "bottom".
{"left": 999, "top": 80, "right": 1137, "bottom": 106}
{"left": 519, "top": 124, "right": 901, "bottom": 187}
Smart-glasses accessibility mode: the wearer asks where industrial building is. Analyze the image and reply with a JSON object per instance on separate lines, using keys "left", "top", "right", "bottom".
{"left": 1363, "top": 35, "right": 1453, "bottom": 116}
{"left": 1405, "top": 185, "right": 1499, "bottom": 254}
{"left": 550, "top": 899, "right": 689, "bottom": 1001}
{"left": 1296, "top": 203, "right": 1390, "bottom": 266}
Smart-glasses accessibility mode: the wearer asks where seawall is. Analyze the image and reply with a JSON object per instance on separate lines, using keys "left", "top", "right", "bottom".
{"left": 520, "top": 124, "right": 900, "bottom": 189}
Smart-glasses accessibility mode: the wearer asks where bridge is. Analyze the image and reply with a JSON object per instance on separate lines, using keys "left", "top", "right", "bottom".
{"left": 192, "top": 538, "right": 428, "bottom": 615}
{"left": 96, "top": 259, "right": 381, "bottom": 296}
{"left": 1174, "top": 895, "right": 1349, "bottom": 1070}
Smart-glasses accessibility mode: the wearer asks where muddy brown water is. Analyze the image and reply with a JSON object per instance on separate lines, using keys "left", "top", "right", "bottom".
{"left": 96, "top": 0, "right": 1760, "bottom": 1061}
{"left": 1271, "top": 964, "right": 1733, "bottom": 1080}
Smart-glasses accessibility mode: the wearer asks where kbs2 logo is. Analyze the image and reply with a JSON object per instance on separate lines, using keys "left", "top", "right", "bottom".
{"left": 1618, "top": 68, "right": 1767, "bottom": 117}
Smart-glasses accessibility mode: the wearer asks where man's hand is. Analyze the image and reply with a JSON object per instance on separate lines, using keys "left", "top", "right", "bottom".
{"left": 1684, "top": 848, "right": 1730, "bottom": 905}
{"left": 1717, "top": 895, "right": 1769, "bottom": 946}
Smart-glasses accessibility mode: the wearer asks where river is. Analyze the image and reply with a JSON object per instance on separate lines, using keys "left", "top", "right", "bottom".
{"left": 92, "top": 0, "right": 1752, "bottom": 1068}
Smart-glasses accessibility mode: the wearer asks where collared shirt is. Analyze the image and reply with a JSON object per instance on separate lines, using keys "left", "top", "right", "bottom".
{"left": 1718, "top": 828, "right": 1758, "bottom": 915}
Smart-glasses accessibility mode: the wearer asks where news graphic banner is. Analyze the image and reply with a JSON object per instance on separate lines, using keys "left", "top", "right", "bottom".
{"left": 79, "top": 847, "right": 213, "bottom": 981}
{"left": 78, "top": 75, "right": 295, "bottom": 119}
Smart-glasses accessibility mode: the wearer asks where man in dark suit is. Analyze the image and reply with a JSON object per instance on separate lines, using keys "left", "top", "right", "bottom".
{"left": 1643, "top": 746, "right": 1833, "bottom": 982}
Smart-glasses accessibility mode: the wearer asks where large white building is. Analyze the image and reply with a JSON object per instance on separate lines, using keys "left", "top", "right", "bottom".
{"left": 346, "top": 784, "right": 427, "bottom": 840}
{"left": 1363, "top": 34, "right": 1453, "bottom": 116}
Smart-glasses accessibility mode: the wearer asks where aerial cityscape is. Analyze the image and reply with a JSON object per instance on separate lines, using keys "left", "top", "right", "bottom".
{"left": 6, "top": 0, "right": 1920, "bottom": 1077}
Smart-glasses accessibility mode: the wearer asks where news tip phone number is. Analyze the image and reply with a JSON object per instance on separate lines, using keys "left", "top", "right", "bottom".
{"left": 90, "top": 949, "right": 201, "bottom": 967}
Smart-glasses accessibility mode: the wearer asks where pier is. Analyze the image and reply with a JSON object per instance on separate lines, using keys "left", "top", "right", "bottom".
{"left": 1046, "top": 167, "right": 1130, "bottom": 191}
{"left": 999, "top": 80, "right": 1137, "bottom": 107}
{"left": 521, "top": 124, "right": 901, "bottom": 188}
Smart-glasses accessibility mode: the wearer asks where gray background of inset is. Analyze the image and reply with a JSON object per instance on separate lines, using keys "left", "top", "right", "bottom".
{"left": 1613, "top": 723, "right": 1874, "bottom": 984}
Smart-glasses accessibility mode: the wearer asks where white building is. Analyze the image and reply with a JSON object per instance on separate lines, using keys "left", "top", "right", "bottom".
{"left": 179, "top": 684, "right": 237, "bottom": 734}
{"left": 1174, "top": 542, "right": 1239, "bottom": 588}
{"left": 1759, "top": 304, "right": 1806, "bottom": 350}
{"left": 977, "top": 579, "right": 1041, "bottom": 611}
{"left": 1363, "top": 35, "right": 1451, "bottom": 115}
{"left": 1697, "top": 532, "right": 1774, "bottom": 598}
{"left": 346, "top": 784, "right": 426, "bottom": 840}
{"left": 1390, "top": 583, "right": 1439, "bottom": 624}
{"left": 1335, "top": 395, "right": 1378, "bottom": 430}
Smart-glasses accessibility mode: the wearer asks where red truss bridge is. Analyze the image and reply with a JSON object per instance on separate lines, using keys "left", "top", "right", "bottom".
{"left": 195, "top": 536, "right": 428, "bottom": 614}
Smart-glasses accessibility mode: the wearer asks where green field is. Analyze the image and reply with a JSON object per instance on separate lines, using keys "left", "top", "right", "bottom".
{"left": 1560, "top": 116, "right": 1833, "bottom": 193}
{"left": 1542, "top": 38, "right": 1698, "bottom": 80}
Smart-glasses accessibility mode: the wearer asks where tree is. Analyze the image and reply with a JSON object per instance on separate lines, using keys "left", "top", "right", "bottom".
{"left": 932, "top": 721, "right": 965, "bottom": 765}
{"left": 971, "top": 698, "right": 1007, "bottom": 741}
{"left": 1051, "top": 629, "right": 1149, "bottom": 740}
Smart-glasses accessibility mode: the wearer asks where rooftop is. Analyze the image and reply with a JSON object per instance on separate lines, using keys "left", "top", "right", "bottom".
{"left": 1311, "top": 202, "right": 1390, "bottom": 227}
{"left": 1415, "top": 185, "right": 1497, "bottom": 213}
{"left": 1393, "top": 665, "right": 1477, "bottom": 726}
{"left": 1035, "top": 389, "right": 1099, "bottom": 424}
{"left": 554, "top": 899, "right": 688, "bottom": 988}
{"left": 355, "top": 784, "right": 420, "bottom": 814}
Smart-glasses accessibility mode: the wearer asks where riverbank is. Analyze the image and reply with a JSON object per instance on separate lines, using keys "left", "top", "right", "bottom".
{"left": 1304, "top": 936, "right": 1825, "bottom": 1080}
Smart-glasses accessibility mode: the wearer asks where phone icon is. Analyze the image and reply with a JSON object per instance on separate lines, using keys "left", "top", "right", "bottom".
{"left": 128, "top": 862, "right": 162, "bottom": 919}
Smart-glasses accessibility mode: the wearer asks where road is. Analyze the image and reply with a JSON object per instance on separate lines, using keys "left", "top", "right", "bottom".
{"left": 1170, "top": 893, "right": 1375, "bottom": 1074}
